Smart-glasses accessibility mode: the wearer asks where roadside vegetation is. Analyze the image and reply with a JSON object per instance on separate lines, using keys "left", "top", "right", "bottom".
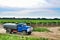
{"left": 0, "top": 34, "right": 48, "bottom": 40}
{"left": 33, "top": 27, "right": 50, "bottom": 32}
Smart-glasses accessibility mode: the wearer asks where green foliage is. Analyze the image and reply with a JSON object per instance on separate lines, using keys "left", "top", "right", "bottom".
{"left": 33, "top": 27, "right": 50, "bottom": 32}
{"left": 0, "top": 19, "right": 60, "bottom": 24}
{"left": 0, "top": 34, "right": 48, "bottom": 40}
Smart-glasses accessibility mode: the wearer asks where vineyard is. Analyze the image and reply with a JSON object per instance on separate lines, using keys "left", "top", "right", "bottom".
{"left": 0, "top": 19, "right": 60, "bottom": 27}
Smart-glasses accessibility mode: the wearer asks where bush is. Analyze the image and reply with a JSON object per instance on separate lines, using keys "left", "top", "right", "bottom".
{"left": 0, "top": 34, "right": 48, "bottom": 40}
{"left": 33, "top": 27, "right": 50, "bottom": 32}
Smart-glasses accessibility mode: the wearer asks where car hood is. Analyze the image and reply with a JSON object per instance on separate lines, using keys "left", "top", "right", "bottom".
{"left": 26, "top": 26, "right": 31, "bottom": 28}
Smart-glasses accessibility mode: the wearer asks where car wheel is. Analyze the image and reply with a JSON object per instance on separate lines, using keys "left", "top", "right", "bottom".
{"left": 6, "top": 29, "right": 11, "bottom": 33}
{"left": 10, "top": 29, "right": 17, "bottom": 34}
{"left": 22, "top": 31, "right": 27, "bottom": 35}
{"left": 27, "top": 32, "right": 31, "bottom": 35}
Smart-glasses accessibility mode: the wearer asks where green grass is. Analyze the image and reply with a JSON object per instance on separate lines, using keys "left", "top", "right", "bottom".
{"left": 33, "top": 27, "right": 50, "bottom": 32}
{"left": 0, "top": 34, "right": 48, "bottom": 40}
{"left": 0, "top": 19, "right": 60, "bottom": 24}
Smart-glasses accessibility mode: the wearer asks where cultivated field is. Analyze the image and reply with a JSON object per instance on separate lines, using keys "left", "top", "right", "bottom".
{"left": 0, "top": 19, "right": 60, "bottom": 40}
{"left": 0, "top": 19, "right": 60, "bottom": 27}
{"left": 0, "top": 19, "right": 60, "bottom": 23}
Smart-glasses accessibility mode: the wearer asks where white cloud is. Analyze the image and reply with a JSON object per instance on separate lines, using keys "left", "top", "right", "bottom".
{"left": 1, "top": 8, "right": 59, "bottom": 18}
{"left": 0, "top": 8, "right": 56, "bottom": 17}
{"left": 46, "top": 0, "right": 60, "bottom": 8}
{"left": 0, "top": 0, "right": 60, "bottom": 8}
{"left": 0, "top": 0, "right": 49, "bottom": 8}
{"left": 0, "top": 0, "right": 60, "bottom": 18}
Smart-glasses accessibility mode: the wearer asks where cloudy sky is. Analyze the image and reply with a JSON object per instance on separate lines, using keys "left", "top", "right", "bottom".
{"left": 0, "top": 0, "right": 60, "bottom": 18}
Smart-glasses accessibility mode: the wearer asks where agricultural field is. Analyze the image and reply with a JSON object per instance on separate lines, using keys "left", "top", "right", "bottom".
{"left": 0, "top": 19, "right": 60, "bottom": 23}
{"left": 0, "top": 19, "right": 60, "bottom": 27}
{"left": 0, "top": 19, "right": 60, "bottom": 40}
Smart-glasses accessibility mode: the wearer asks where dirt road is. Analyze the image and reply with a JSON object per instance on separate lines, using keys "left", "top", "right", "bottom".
{"left": 0, "top": 24, "right": 60, "bottom": 40}
{"left": 0, "top": 24, "right": 6, "bottom": 33}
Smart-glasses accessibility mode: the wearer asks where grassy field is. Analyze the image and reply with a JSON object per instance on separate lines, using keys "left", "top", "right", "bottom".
{"left": 0, "top": 19, "right": 60, "bottom": 24}
{"left": 33, "top": 27, "right": 50, "bottom": 32}
{"left": 0, "top": 33, "right": 48, "bottom": 40}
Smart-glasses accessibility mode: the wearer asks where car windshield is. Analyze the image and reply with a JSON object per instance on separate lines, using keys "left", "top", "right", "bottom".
{"left": 18, "top": 23, "right": 27, "bottom": 27}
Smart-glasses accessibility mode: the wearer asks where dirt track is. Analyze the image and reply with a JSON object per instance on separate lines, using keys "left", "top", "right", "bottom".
{"left": 0, "top": 24, "right": 60, "bottom": 40}
{"left": 0, "top": 24, "right": 6, "bottom": 33}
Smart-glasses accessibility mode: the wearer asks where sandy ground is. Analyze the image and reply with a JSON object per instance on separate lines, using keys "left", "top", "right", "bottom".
{"left": 0, "top": 24, "right": 6, "bottom": 33}
{"left": 0, "top": 24, "right": 60, "bottom": 40}
{"left": 31, "top": 27, "right": 60, "bottom": 40}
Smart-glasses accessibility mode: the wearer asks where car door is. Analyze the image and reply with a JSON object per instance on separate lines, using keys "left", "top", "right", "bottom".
{"left": 17, "top": 24, "right": 23, "bottom": 32}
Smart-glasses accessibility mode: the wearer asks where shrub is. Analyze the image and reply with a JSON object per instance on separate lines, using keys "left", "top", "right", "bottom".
{"left": 33, "top": 27, "right": 50, "bottom": 32}
{"left": 0, "top": 34, "right": 48, "bottom": 40}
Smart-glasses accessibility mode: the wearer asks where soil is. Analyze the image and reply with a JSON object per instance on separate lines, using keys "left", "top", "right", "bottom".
{"left": 0, "top": 24, "right": 6, "bottom": 33}
{"left": 0, "top": 24, "right": 60, "bottom": 40}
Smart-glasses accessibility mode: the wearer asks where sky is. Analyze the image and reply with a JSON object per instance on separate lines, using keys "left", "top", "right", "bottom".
{"left": 0, "top": 0, "right": 60, "bottom": 18}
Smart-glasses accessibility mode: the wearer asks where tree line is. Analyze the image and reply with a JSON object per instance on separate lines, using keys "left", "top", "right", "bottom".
{"left": 0, "top": 17, "right": 60, "bottom": 20}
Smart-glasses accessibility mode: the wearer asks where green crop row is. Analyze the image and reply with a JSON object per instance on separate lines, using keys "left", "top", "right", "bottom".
{"left": 0, "top": 19, "right": 60, "bottom": 24}
{"left": 0, "top": 34, "right": 48, "bottom": 40}
{"left": 33, "top": 27, "right": 50, "bottom": 32}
